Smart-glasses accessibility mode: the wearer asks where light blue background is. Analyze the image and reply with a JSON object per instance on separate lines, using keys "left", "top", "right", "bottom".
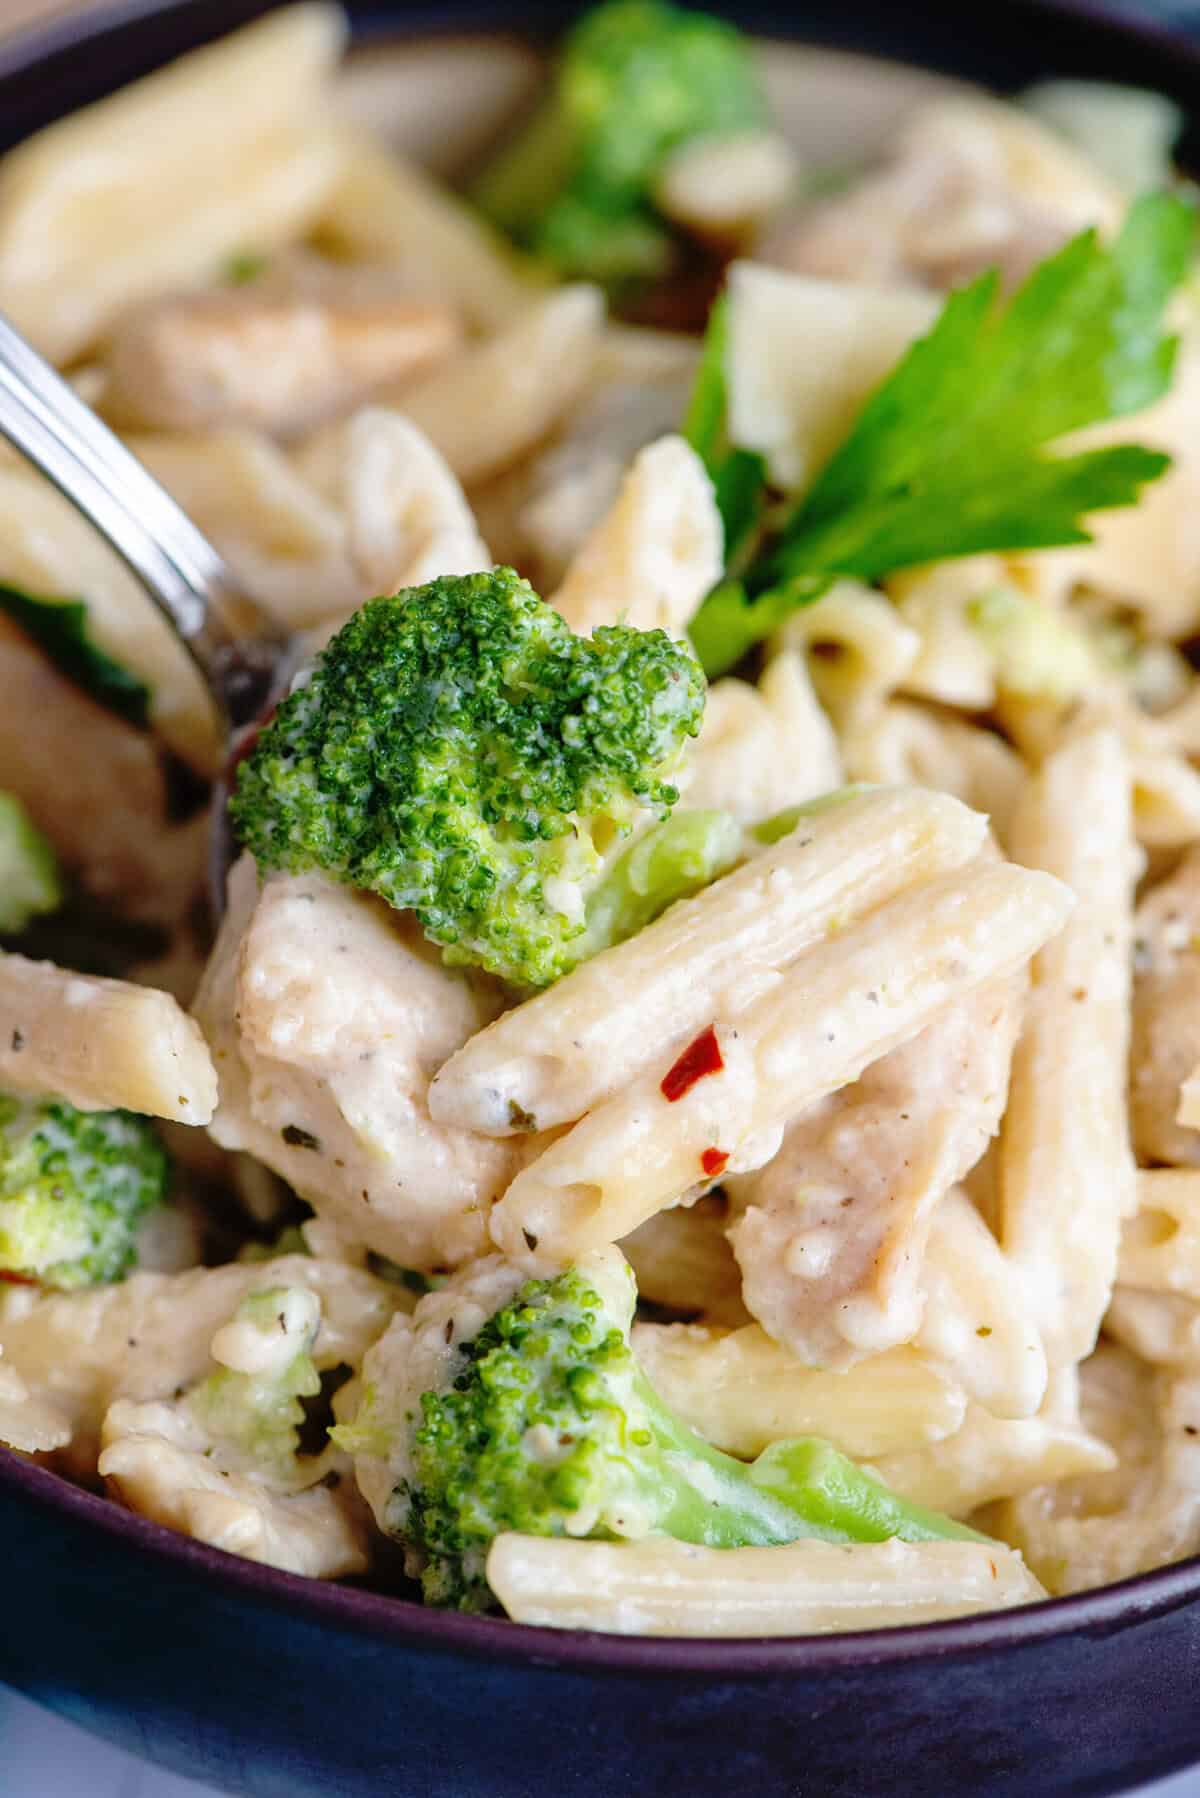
{"left": 5, "top": 0, "right": 1200, "bottom": 1790}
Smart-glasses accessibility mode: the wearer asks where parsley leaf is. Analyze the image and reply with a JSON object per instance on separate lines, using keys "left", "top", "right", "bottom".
{"left": 689, "top": 191, "right": 1196, "bottom": 676}
{"left": 0, "top": 585, "right": 151, "bottom": 729}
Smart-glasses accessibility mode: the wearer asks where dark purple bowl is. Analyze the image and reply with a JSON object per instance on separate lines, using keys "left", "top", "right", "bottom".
{"left": 4, "top": 3, "right": 1200, "bottom": 1794}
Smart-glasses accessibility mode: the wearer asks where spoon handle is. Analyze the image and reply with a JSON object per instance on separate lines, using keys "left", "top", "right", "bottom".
{"left": 0, "top": 309, "right": 285, "bottom": 728}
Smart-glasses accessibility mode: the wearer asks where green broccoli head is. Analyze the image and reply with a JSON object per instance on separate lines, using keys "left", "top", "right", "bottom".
{"left": 230, "top": 568, "right": 706, "bottom": 988}
{"left": 337, "top": 1254, "right": 982, "bottom": 1612}
{"left": 473, "top": 0, "right": 768, "bottom": 284}
{"left": 0, "top": 1093, "right": 168, "bottom": 1289}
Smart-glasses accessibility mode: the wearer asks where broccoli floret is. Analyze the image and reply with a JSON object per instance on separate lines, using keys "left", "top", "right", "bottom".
{"left": 337, "top": 1256, "right": 981, "bottom": 1611}
{"left": 230, "top": 569, "right": 706, "bottom": 989}
{"left": 0, "top": 1093, "right": 167, "bottom": 1289}
{"left": 190, "top": 1286, "right": 322, "bottom": 1484}
{"left": 473, "top": 0, "right": 767, "bottom": 284}
{"left": 0, "top": 793, "right": 61, "bottom": 935}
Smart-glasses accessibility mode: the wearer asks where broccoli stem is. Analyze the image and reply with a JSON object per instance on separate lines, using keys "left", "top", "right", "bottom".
{"left": 635, "top": 1371, "right": 982, "bottom": 1549}
{"left": 473, "top": 96, "right": 580, "bottom": 239}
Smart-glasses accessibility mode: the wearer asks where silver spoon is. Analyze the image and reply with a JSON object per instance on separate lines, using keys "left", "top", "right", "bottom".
{"left": 0, "top": 308, "right": 290, "bottom": 728}
{"left": 0, "top": 309, "right": 296, "bottom": 897}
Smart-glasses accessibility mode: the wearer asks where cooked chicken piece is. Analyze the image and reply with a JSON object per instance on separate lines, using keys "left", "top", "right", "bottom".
{"left": 193, "top": 858, "right": 532, "bottom": 1270}
{"left": 100, "top": 1398, "right": 368, "bottom": 1578}
{"left": 760, "top": 98, "right": 1120, "bottom": 295}
{"left": 726, "top": 974, "right": 1024, "bottom": 1369}
{"left": 0, "top": 1251, "right": 398, "bottom": 1474}
{"left": 101, "top": 284, "right": 459, "bottom": 437}
{"left": 1131, "top": 849, "right": 1200, "bottom": 1166}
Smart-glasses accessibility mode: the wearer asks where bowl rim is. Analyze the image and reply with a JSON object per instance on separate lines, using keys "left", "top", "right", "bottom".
{"left": 4, "top": 1443, "right": 1199, "bottom": 1670}
{"left": 4, "top": 0, "right": 1200, "bottom": 1674}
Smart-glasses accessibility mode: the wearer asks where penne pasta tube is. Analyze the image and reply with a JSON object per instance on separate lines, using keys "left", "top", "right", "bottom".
{"left": 0, "top": 6, "right": 346, "bottom": 363}
{"left": 630, "top": 1322, "right": 967, "bottom": 1460}
{"left": 1178, "top": 1065, "right": 1200, "bottom": 1133}
{"left": 866, "top": 1386, "right": 1115, "bottom": 1519}
{"left": 0, "top": 953, "right": 217, "bottom": 1124}
{"left": 313, "top": 134, "right": 542, "bottom": 332}
{"left": 393, "top": 285, "right": 605, "bottom": 485}
{"left": 430, "top": 785, "right": 991, "bottom": 1137}
{"left": 1118, "top": 1170, "right": 1200, "bottom": 1297}
{"left": 486, "top": 1533, "right": 1045, "bottom": 1635}
{"left": 999, "top": 728, "right": 1137, "bottom": 1367}
{"left": 1104, "top": 1286, "right": 1200, "bottom": 1368}
{"left": 549, "top": 435, "right": 722, "bottom": 638}
{"left": 619, "top": 1196, "right": 749, "bottom": 1326}
{"left": 843, "top": 700, "right": 1025, "bottom": 850}
{"left": 916, "top": 1190, "right": 1046, "bottom": 1420}
{"left": 776, "top": 583, "right": 920, "bottom": 732}
{"left": 680, "top": 651, "right": 843, "bottom": 824}
{"left": 489, "top": 860, "right": 1072, "bottom": 1264}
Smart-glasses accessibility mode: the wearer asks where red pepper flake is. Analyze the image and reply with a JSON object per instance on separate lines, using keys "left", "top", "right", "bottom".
{"left": 661, "top": 1026, "right": 724, "bottom": 1102}
{"left": 700, "top": 1146, "right": 729, "bottom": 1178}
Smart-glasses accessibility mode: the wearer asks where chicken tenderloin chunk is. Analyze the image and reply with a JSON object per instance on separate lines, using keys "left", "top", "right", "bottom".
{"left": 193, "top": 857, "right": 531, "bottom": 1269}
{"left": 727, "top": 974, "right": 1025, "bottom": 1368}
{"left": 760, "top": 98, "right": 1120, "bottom": 296}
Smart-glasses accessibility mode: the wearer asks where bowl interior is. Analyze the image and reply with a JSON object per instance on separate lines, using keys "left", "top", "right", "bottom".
{"left": 1, "top": 0, "right": 1200, "bottom": 1671}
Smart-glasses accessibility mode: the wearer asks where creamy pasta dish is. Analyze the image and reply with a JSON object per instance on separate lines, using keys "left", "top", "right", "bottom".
{"left": 1, "top": 0, "right": 1199, "bottom": 1638}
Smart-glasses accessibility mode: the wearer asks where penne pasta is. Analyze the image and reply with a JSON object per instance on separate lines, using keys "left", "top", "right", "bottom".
{"left": 0, "top": 953, "right": 217, "bottom": 1124}
{"left": 776, "top": 583, "right": 920, "bottom": 732}
{"left": 1118, "top": 1170, "right": 1200, "bottom": 1298}
{"left": 1131, "top": 848, "right": 1200, "bottom": 1166}
{"left": 486, "top": 1533, "right": 1045, "bottom": 1635}
{"left": 999, "top": 728, "right": 1136, "bottom": 1366}
{"left": 679, "top": 651, "right": 843, "bottom": 823}
{"left": 631, "top": 1322, "right": 967, "bottom": 1460}
{"left": 0, "top": 6, "right": 346, "bottom": 363}
{"left": 294, "top": 406, "right": 491, "bottom": 599}
{"left": 489, "top": 859, "right": 1072, "bottom": 1264}
{"left": 1104, "top": 1286, "right": 1200, "bottom": 1368}
{"left": 867, "top": 1374, "right": 1115, "bottom": 1519}
{"left": 129, "top": 427, "right": 361, "bottom": 629}
{"left": 312, "top": 134, "right": 543, "bottom": 331}
{"left": 996, "top": 1350, "right": 1200, "bottom": 1595}
{"left": 619, "top": 1196, "right": 750, "bottom": 1326}
{"left": 393, "top": 285, "right": 606, "bottom": 485}
{"left": 843, "top": 702, "right": 1024, "bottom": 849}
{"left": 915, "top": 1189, "right": 1047, "bottom": 1420}
{"left": 430, "top": 785, "right": 990, "bottom": 1138}
{"left": 549, "top": 435, "right": 722, "bottom": 638}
